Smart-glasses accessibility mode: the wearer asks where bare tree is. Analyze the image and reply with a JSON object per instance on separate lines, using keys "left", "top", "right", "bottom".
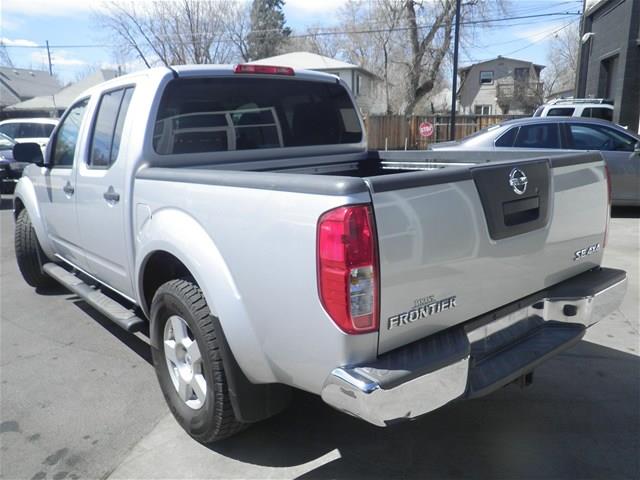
{"left": 542, "top": 22, "right": 580, "bottom": 99}
{"left": 97, "top": 0, "right": 247, "bottom": 67}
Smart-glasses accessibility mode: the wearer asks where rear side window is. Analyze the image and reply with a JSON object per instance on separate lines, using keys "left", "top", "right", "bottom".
{"left": 547, "top": 107, "right": 574, "bottom": 117}
{"left": 153, "top": 77, "right": 362, "bottom": 155}
{"left": 89, "top": 87, "right": 134, "bottom": 168}
{"left": 513, "top": 124, "right": 560, "bottom": 149}
{"left": 582, "top": 107, "right": 613, "bottom": 122}
{"left": 495, "top": 127, "right": 518, "bottom": 147}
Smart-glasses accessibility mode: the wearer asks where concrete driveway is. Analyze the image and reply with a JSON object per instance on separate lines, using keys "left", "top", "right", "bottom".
{"left": 1, "top": 195, "right": 638, "bottom": 479}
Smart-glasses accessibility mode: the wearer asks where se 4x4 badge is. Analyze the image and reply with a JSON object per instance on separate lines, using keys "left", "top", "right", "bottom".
{"left": 574, "top": 243, "right": 601, "bottom": 261}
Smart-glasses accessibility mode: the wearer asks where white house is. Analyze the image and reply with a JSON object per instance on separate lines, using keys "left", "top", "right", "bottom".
{"left": 249, "top": 52, "right": 383, "bottom": 114}
{"left": 457, "top": 56, "right": 545, "bottom": 115}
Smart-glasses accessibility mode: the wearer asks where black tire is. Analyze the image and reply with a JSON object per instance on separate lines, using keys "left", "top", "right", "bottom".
{"left": 14, "top": 209, "right": 53, "bottom": 288}
{"left": 150, "top": 278, "right": 246, "bottom": 443}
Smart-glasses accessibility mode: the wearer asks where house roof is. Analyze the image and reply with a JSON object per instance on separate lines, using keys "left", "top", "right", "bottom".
{"left": 0, "top": 67, "right": 61, "bottom": 108}
{"left": 5, "top": 69, "right": 119, "bottom": 112}
{"left": 458, "top": 56, "right": 546, "bottom": 73}
{"left": 248, "top": 51, "right": 377, "bottom": 77}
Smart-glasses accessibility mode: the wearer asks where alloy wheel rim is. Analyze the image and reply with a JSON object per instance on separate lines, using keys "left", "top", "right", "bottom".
{"left": 163, "top": 315, "right": 207, "bottom": 410}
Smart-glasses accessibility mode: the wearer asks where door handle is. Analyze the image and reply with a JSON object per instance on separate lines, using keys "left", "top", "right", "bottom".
{"left": 63, "top": 181, "right": 74, "bottom": 196}
{"left": 103, "top": 186, "right": 120, "bottom": 204}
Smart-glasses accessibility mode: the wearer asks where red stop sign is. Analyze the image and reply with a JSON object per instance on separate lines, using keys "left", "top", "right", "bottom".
{"left": 419, "top": 121, "right": 434, "bottom": 137}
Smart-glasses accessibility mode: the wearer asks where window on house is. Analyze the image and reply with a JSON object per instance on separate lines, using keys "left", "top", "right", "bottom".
{"left": 474, "top": 105, "right": 492, "bottom": 115}
{"left": 479, "top": 71, "right": 494, "bottom": 84}
{"left": 355, "top": 74, "right": 361, "bottom": 96}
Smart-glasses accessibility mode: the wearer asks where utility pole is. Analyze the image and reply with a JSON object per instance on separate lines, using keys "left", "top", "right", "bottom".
{"left": 45, "top": 40, "right": 53, "bottom": 76}
{"left": 449, "top": 0, "right": 462, "bottom": 141}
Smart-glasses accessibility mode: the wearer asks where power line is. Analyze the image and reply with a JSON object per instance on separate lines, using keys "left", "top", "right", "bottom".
{"left": 0, "top": 10, "right": 582, "bottom": 49}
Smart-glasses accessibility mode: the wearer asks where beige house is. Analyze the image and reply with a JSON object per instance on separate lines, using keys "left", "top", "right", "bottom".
{"left": 249, "top": 52, "right": 383, "bottom": 114}
{"left": 457, "top": 56, "right": 545, "bottom": 115}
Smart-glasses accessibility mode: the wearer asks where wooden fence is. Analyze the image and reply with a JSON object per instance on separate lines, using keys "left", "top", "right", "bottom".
{"left": 364, "top": 114, "right": 528, "bottom": 150}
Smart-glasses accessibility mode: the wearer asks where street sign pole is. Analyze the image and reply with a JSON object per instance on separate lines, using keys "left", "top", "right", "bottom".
{"left": 449, "top": 0, "right": 462, "bottom": 141}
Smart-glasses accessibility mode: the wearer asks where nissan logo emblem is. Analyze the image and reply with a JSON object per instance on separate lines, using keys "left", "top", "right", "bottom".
{"left": 509, "top": 168, "right": 528, "bottom": 195}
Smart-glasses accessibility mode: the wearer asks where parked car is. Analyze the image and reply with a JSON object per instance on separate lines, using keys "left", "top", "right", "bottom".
{"left": 431, "top": 117, "right": 640, "bottom": 206}
{"left": 0, "top": 118, "right": 58, "bottom": 149}
{"left": 13, "top": 65, "right": 626, "bottom": 444}
{"left": 533, "top": 98, "right": 614, "bottom": 122}
{"left": 0, "top": 133, "right": 20, "bottom": 193}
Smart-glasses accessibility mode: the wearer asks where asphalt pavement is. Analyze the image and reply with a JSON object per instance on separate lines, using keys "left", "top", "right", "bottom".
{"left": 1, "top": 194, "right": 638, "bottom": 479}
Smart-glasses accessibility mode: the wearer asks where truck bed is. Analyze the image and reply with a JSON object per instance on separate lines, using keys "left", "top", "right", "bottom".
{"left": 138, "top": 150, "right": 607, "bottom": 356}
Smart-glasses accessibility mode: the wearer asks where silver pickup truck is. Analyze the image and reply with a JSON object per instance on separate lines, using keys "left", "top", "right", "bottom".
{"left": 12, "top": 65, "right": 627, "bottom": 444}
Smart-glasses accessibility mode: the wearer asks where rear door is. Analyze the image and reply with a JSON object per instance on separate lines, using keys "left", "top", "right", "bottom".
{"left": 75, "top": 86, "right": 135, "bottom": 297}
{"left": 367, "top": 154, "right": 608, "bottom": 354}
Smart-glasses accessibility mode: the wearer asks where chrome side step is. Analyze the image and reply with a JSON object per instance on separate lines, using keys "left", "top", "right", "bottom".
{"left": 42, "top": 263, "right": 144, "bottom": 332}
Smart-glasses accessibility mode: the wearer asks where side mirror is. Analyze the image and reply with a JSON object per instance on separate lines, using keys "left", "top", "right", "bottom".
{"left": 634, "top": 141, "right": 640, "bottom": 153}
{"left": 13, "top": 142, "right": 44, "bottom": 166}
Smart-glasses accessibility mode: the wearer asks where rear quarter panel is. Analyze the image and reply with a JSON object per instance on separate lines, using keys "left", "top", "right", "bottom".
{"left": 133, "top": 178, "right": 378, "bottom": 394}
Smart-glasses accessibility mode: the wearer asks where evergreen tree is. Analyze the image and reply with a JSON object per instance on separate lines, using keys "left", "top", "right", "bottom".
{"left": 247, "top": 0, "right": 291, "bottom": 60}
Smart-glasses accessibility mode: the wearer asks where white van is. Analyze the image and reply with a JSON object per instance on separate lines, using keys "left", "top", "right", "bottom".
{"left": 533, "top": 98, "right": 614, "bottom": 122}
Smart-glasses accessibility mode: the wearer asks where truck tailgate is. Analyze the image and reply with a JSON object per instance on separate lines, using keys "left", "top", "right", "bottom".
{"left": 367, "top": 153, "right": 607, "bottom": 354}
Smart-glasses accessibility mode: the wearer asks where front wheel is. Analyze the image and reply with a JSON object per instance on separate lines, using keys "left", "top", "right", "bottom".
{"left": 150, "top": 278, "right": 246, "bottom": 443}
{"left": 14, "top": 209, "right": 54, "bottom": 288}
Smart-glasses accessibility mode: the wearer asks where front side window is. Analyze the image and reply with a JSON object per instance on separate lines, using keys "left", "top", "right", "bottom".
{"left": 153, "top": 77, "right": 362, "bottom": 155}
{"left": 479, "top": 71, "right": 494, "bottom": 85}
{"left": 0, "top": 123, "right": 18, "bottom": 138}
{"left": 51, "top": 99, "right": 89, "bottom": 167}
{"left": 568, "top": 124, "right": 636, "bottom": 151}
{"left": 513, "top": 123, "right": 560, "bottom": 149}
{"left": 547, "top": 107, "right": 574, "bottom": 117}
{"left": 89, "top": 87, "right": 135, "bottom": 168}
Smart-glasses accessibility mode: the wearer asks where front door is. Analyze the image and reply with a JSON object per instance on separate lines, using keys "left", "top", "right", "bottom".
{"left": 565, "top": 122, "right": 639, "bottom": 203}
{"left": 75, "top": 87, "right": 135, "bottom": 297}
{"left": 38, "top": 98, "right": 90, "bottom": 270}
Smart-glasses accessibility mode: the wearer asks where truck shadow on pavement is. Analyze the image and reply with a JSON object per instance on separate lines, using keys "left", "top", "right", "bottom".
{"left": 210, "top": 341, "right": 639, "bottom": 479}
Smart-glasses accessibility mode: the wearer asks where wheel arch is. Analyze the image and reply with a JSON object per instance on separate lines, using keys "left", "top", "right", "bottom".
{"left": 134, "top": 207, "right": 276, "bottom": 384}
{"left": 13, "top": 177, "right": 55, "bottom": 259}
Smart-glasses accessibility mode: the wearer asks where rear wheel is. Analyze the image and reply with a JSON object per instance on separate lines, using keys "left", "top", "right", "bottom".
{"left": 14, "top": 209, "right": 53, "bottom": 288}
{"left": 150, "top": 278, "right": 246, "bottom": 443}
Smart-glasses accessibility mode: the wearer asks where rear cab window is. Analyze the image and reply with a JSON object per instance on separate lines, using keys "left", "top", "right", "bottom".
{"left": 153, "top": 77, "right": 362, "bottom": 155}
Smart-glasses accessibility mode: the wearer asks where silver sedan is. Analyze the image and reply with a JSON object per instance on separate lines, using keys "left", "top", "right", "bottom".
{"left": 431, "top": 117, "right": 640, "bottom": 206}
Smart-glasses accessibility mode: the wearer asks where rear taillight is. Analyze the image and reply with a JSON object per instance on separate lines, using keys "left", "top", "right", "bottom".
{"left": 604, "top": 163, "right": 612, "bottom": 247}
{"left": 233, "top": 64, "right": 294, "bottom": 76}
{"left": 317, "top": 205, "right": 379, "bottom": 334}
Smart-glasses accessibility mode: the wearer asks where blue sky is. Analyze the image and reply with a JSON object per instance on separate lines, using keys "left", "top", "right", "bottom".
{"left": 1, "top": 0, "right": 583, "bottom": 84}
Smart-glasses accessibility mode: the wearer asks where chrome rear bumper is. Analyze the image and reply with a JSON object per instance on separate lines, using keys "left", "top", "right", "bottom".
{"left": 321, "top": 268, "right": 627, "bottom": 427}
